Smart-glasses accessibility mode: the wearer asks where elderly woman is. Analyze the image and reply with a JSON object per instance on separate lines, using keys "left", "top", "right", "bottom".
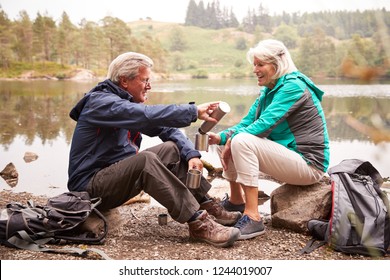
{"left": 208, "top": 39, "right": 330, "bottom": 240}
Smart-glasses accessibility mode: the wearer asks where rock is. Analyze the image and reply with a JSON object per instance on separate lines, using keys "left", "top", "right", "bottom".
{"left": 0, "top": 162, "right": 18, "bottom": 187}
{"left": 123, "top": 191, "right": 151, "bottom": 205}
{"left": 79, "top": 208, "right": 123, "bottom": 234}
{"left": 270, "top": 177, "right": 332, "bottom": 234}
{"left": 23, "top": 151, "right": 39, "bottom": 163}
{"left": 69, "top": 69, "right": 96, "bottom": 80}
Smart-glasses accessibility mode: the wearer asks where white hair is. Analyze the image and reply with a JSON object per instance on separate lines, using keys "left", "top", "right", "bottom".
{"left": 107, "top": 52, "right": 154, "bottom": 84}
{"left": 246, "top": 39, "right": 297, "bottom": 79}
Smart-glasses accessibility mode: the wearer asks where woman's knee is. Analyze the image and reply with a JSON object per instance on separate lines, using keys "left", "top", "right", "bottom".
{"left": 231, "top": 133, "right": 253, "bottom": 152}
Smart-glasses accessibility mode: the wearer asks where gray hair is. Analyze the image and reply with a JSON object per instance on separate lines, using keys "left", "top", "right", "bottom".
{"left": 246, "top": 39, "right": 297, "bottom": 80}
{"left": 107, "top": 52, "right": 154, "bottom": 84}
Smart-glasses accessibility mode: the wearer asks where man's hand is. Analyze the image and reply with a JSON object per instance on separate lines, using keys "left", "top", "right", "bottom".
{"left": 197, "top": 102, "right": 219, "bottom": 122}
{"left": 188, "top": 157, "right": 203, "bottom": 171}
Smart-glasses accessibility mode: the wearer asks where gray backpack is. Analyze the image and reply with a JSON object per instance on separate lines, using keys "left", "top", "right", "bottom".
{"left": 301, "top": 159, "right": 390, "bottom": 257}
{"left": 0, "top": 191, "right": 110, "bottom": 259}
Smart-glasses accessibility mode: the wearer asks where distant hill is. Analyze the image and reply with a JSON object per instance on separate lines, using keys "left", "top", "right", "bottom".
{"left": 128, "top": 21, "right": 256, "bottom": 78}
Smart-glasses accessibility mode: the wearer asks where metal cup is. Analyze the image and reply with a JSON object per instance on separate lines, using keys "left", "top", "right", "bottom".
{"left": 186, "top": 169, "right": 202, "bottom": 189}
{"left": 195, "top": 132, "right": 209, "bottom": 151}
{"left": 199, "top": 101, "right": 231, "bottom": 134}
{"left": 158, "top": 213, "right": 168, "bottom": 225}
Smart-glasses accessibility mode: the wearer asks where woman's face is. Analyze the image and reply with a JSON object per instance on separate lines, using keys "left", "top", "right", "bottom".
{"left": 253, "top": 56, "right": 277, "bottom": 89}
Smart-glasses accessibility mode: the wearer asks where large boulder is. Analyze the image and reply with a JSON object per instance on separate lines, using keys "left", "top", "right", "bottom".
{"left": 270, "top": 177, "right": 332, "bottom": 234}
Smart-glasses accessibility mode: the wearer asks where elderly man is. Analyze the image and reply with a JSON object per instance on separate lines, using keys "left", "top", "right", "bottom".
{"left": 67, "top": 52, "right": 241, "bottom": 247}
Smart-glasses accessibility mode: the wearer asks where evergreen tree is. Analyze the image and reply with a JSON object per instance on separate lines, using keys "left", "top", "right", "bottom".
{"left": 13, "top": 11, "right": 33, "bottom": 63}
{"left": 32, "top": 12, "right": 56, "bottom": 61}
{"left": 0, "top": 8, "right": 13, "bottom": 68}
{"left": 184, "top": 0, "right": 198, "bottom": 26}
{"left": 57, "top": 12, "right": 76, "bottom": 66}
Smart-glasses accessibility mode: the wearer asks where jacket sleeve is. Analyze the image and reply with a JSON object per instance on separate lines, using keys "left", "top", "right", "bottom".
{"left": 218, "top": 97, "right": 260, "bottom": 145}
{"left": 79, "top": 92, "right": 198, "bottom": 130}
{"left": 221, "top": 80, "right": 306, "bottom": 142}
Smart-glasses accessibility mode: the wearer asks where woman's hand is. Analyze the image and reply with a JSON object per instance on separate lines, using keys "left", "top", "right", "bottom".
{"left": 221, "top": 138, "right": 232, "bottom": 171}
{"left": 197, "top": 102, "right": 219, "bottom": 122}
{"left": 188, "top": 157, "right": 203, "bottom": 171}
{"left": 208, "top": 132, "right": 221, "bottom": 145}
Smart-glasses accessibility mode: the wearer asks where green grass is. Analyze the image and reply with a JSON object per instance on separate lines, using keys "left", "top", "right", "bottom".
{"left": 128, "top": 21, "right": 254, "bottom": 77}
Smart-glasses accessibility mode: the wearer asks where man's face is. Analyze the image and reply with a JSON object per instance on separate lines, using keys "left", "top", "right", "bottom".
{"left": 120, "top": 67, "right": 152, "bottom": 103}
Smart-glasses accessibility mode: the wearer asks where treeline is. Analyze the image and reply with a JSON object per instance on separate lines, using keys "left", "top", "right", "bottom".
{"left": 185, "top": 0, "right": 239, "bottom": 29}
{"left": 0, "top": 2, "right": 389, "bottom": 79}
{"left": 0, "top": 10, "right": 168, "bottom": 74}
{"left": 185, "top": 0, "right": 389, "bottom": 40}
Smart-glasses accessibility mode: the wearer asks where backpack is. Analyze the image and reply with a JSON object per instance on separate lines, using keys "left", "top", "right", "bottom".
{"left": 300, "top": 159, "right": 390, "bottom": 257}
{"left": 0, "top": 191, "right": 110, "bottom": 259}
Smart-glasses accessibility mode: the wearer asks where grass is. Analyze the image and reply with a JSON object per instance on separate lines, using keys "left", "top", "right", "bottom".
{"left": 128, "top": 21, "right": 254, "bottom": 77}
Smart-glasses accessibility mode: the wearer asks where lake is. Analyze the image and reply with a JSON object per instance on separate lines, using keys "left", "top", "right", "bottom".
{"left": 1, "top": 78, "right": 390, "bottom": 200}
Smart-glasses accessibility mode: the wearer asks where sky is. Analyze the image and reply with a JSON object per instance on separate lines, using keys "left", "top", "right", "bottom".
{"left": 1, "top": 0, "right": 389, "bottom": 24}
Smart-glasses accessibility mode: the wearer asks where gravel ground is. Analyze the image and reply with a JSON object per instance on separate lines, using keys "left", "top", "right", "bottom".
{"left": 1, "top": 189, "right": 388, "bottom": 261}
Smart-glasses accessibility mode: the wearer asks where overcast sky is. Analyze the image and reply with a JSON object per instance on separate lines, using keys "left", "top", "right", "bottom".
{"left": 1, "top": 0, "right": 389, "bottom": 24}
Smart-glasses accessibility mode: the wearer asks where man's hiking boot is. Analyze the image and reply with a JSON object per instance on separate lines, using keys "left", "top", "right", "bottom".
{"left": 220, "top": 194, "right": 245, "bottom": 213}
{"left": 200, "top": 197, "right": 242, "bottom": 226}
{"left": 188, "top": 210, "right": 240, "bottom": 247}
{"left": 234, "top": 214, "right": 265, "bottom": 240}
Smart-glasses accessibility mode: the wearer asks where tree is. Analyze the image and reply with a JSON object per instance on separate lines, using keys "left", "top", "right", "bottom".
{"left": 273, "top": 23, "right": 298, "bottom": 49}
{"left": 32, "top": 12, "right": 56, "bottom": 61}
{"left": 79, "top": 19, "right": 104, "bottom": 69}
{"left": 296, "top": 28, "right": 336, "bottom": 77}
{"left": 101, "top": 16, "right": 132, "bottom": 62}
{"left": 13, "top": 11, "right": 33, "bottom": 63}
{"left": 169, "top": 27, "right": 187, "bottom": 52}
{"left": 0, "top": 8, "right": 13, "bottom": 68}
{"left": 57, "top": 12, "right": 76, "bottom": 66}
{"left": 184, "top": 0, "right": 198, "bottom": 26}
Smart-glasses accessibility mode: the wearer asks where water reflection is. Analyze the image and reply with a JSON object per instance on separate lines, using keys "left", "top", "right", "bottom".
{"left": 0, "top": 80, "right": 389, "bottom": 196}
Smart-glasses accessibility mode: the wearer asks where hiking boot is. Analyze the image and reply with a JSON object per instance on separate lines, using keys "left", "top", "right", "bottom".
{"left": 188, "top": 210, "right": 240, "bottom": 248}
{"left": 234, "top": 214, "right": 265, "bottom": 240}
{"left": 200, "top": 198, "right": 242, "bottom": 226}
{"left": 220, "top": 194, "right": 245, "bottom": 213}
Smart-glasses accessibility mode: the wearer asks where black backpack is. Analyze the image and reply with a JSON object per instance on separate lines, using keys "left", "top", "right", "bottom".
{"left": 301, "top": 159, "right": 390, "bottom": 257}
{"left": 0, "top": 191, "right": 110, "bottom": 259}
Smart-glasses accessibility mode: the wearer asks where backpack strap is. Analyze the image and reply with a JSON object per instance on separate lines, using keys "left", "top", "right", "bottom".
{"left": 6, "top": 231, "right": 111, "bottom": 260}
{"left": 299, "top": 238, "right": 327, "bottom": 254}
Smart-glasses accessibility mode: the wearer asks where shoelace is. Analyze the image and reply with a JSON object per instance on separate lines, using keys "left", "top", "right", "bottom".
{"left": 234, "top": 215, "right": 251, "bottom": 229}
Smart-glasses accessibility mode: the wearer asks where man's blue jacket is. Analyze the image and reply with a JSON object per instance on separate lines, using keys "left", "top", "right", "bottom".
{"left": 68, "top": 79, "right": 200, "bottom": 191}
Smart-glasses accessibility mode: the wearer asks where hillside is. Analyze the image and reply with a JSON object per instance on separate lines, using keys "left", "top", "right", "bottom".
{"left": 128, "top": 21, "right": 255, "bottom": 78}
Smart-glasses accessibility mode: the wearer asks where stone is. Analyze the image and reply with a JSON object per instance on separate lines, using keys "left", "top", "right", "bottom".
{"left": 123, "top": 191, "right": 151, "bottom": 205}
{"left": 270, "top": 177, "right": 332, "bottom": 234}
{"left": 0, "top": 162, "right": 18, "bottom": 187}
{"left": 80, "top": 208, "right": 123, "bottom": 235}
{"left": 23, "top": 151, "right": 38, "bottom": 163}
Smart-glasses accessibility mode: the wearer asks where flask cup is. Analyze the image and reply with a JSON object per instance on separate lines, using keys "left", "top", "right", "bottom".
{"left": 186, "top": 169, "right": 202, "bottom": 189}
{"left": 199, "top": 101, "right": 231, "bottom": 134}
{"left": 158, "top": 213, "right": 168, "bottom": 225}
{"left": 195, "top": 132, "right": 209, "bottom": 151}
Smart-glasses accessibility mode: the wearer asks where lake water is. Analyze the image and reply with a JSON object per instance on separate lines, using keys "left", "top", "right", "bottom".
{"left": 1, "top": 78, "right": 390, "bottom": 200}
